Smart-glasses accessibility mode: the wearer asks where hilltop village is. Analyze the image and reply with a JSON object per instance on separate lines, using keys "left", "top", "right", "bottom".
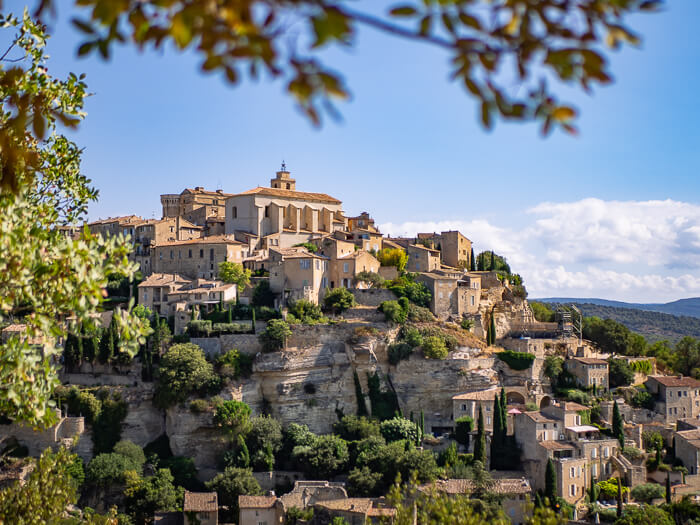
{"left": 2, "top": 167, "right": 700, "bottom": 524}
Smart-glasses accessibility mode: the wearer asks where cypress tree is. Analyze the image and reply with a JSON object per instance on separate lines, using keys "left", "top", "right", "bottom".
{"left": 617, "top": 476, "right": 623, "bottom": 517}
{"left": 353, "top": 371, "right": 368, "bottom": 417}
{"left": 227, "top": 304, "right": 233, "bottom": 323}
{"left": 469, "top": 247, "right": 476, "bottom": 272}
{"left": 420, "top": 410, "right": 425, "bottom": 435}
{"left": 488, "top": 310, "right": 497, "bottom": 345}
{"left": 499, "top": 388, "right": 507, "bottom": 440}
{"left": 474, "top": 406, "right": 486, "bottom": 464}
{"left": 490, "top": 400, "right": 502, "bottom": 463}
{"left": 490, "top": 250, "right": 495, "bottom": 270}
{"left": 545, "top": 458, "right": 557, "bottom": 509}
{"left": 251, "top": 308, "right": 256, "bottom": 334}
{"left": 613, "top": 401, "right": 625, "bottom": 450}
{"left": 98, "top": 324, "right": 115, "bottom": 364}
{"left": 236, "top": 434, "right": 250, "bottom": 468}
{"left": 666, "top": 471, "right": 671, "bottom": 504}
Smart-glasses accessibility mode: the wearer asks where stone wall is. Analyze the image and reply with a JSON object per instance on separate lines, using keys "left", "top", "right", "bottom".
{"left": 191, "top": 333, "right": 262, "bottom": 357}
{"left": 351, "top": 288, "right": 397, "bottom": 307}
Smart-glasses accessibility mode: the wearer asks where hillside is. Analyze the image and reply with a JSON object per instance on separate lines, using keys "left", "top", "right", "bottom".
{"left": 537, "top": 296, "right": 700, "bottom": 318}
{"left": 537, "top": 301, "right": 700, "bottom": 342}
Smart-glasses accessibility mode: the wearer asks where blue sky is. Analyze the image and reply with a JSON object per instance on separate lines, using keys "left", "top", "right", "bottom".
{"left": 13, "top": 1, "right": 700, "bottom": 302}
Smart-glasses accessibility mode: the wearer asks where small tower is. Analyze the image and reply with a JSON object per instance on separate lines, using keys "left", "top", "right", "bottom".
{"left": 270, "top": 161, "right": 296, "bottom": 190}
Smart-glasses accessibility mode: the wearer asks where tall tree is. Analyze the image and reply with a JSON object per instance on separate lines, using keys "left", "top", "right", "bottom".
{"left": 665, "top": 471, "right": 671, "bottom": 504}
{"left": 473, "top": 406, "right": 486, "bottom": 465}
{"left": 617, "top": 475, "right": 623, "bottom": 518}
{"left": 545, "top": 458, "right": 557, "bottom": 509}
{"left": 613, "top": 401, "right": 625, "bottom": 450}
{"left": 490, "top": 250, "right": 495, "bottom": 270}
{"left": 490, "top": 397, "right": 502, "bottom": 463}
{"left": 469, "top": 247, "right": 476, "bottom": 272}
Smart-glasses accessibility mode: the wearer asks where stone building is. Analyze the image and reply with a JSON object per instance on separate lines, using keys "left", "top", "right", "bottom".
{"left": 152, "top": 235, "right": 247, "bottom": 280}
{"left": 160, "top": 187, "right": 231, "bottom": 226}
{"left": 674, "top": 429, "right": 700, "bottom": 475}
{"left": 183, "top": 491, "right": 218, "bottom": 525}
{"left": 225, "top": 168, "right": 345, "bottom": 250}
{"left": 564, "top": 357, "right": 609, "bottom": 391}
{"left": 406, "top": 244, "right": 441, "bottom": 273}
{"left": 269, "top": 247, "right": 329, "bottom": 305}
{"left": 87, "top": 215, "right": 145, "bottom": 239}
{"left": 415, "top": 271, "right": 481, "bottom": 320}
{"left": 452, "top": 387, "right": 500, "bottom": 432}
{"left": 645, "top": 375, "right": 700, "bottom": 424}
{"left": 312, "top": 498, "right": 394, "bottom": 525}
{"left": 134, "top": 217, "right": 203, "bottom": 275}
{"left": 238, "top": 495, "right": 284, "bottom": 525}
{"left": 137, "top": 273, "right": 236, "bottom": 317}
{"left": 311, "top": 236, "right": 380, "bottom": 289}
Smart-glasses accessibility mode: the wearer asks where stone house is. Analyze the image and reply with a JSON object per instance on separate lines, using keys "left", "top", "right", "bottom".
{"left": 406, "top": 244, "right": 441, "bottom": 273}
{"left": 674, "top": 429, "right": 700, "bottom": 475}
{"left": 418, "top": 478, "right": 531, "bottom": 525}
{"left": 415, "top": 271, "right": 481, "bottom": 320}
{"left": 86, "top": 214, "right": 144, "bottom": 239}
{"left": 269, "top": 247, "right": 329, "bottom": 306}
{"left": 225, "top": 169, "right": 345, "bottom": 250}
{"left": 238, "top": 495, "right": 284, "bottom": 525}
{"left": 137, "top": 273, "right": 236, "bottom": 318}
{"left": 160, "top": 187, "right": 231, "bottom": 226}
{"left": 152, "top": 235, "right": 247, "bottom": 280}
{"left": 645, "top": 375, "right": 700, "bottom": 424}
{"left": 312, "top": 498, "right": 394, "bottom": 525}
{"left": 313, "top": 236, "right": 380, "bottom": 289}
{"left": 452, "top": 387, "right": 500, "bottom": 432}
{"left": 183, "top": 491, "right": 218, "bottom": 525}
{"left": 564, "top": 357, "right": 609, "bottom": 391}
{"left": 439, "top": 230, "right": 472, "bottom": 269}
{"left": 134, "top": 217, "right": 203, "bottom": 275}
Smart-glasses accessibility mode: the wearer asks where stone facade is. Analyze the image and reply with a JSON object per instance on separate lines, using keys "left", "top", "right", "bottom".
{"left": 160, "top": 187, "right": 231, "bottom": 225}
{"left": 152, "top": 236, "right": 247, "bottom": 279}
{"left": 564, "top": 357, "right": 609, "bottom": 391}
{"left": 645, "top": 375, "right": 700, "bottom": 424}
{"left": 269, "top": 247, "right": 330, "bottom": 305}
{"left": 406, "top": 244, "right": 441, "bottom": 273}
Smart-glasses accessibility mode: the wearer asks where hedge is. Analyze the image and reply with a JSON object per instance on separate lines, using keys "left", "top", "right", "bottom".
{"left": 496, "top": 350, "right": 535, "bottom": 370}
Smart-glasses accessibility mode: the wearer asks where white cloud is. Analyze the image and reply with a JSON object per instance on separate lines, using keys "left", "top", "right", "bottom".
{"left": 379, "top": 198, "right": 700, "bottom": 302}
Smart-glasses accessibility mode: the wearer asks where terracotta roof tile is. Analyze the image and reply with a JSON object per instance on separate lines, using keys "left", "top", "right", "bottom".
{"left": 419, "top": 478, "right": 531, "bottom": 495}
{"left": 452, "top": 387, "right": 499, "bottom": 401}
{"left": 156, "top": 235, "right": 242, "bottom": 247}
{"left": 234, "top": 186, "right": 341, "bottom": 204}
{"left": 183, "top": 491, "right": 218, "bottom": 512}
{"left": 571, "top": 357, "right": 608, "bottom": 365}
{"left": 649, "top": 375, "right": 700, "bottom": 387}
{"left": 238, "top": 495, "right": 278, "bottom": 509}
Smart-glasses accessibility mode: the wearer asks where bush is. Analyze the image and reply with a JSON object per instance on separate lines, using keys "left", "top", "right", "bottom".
{"left": 259, "top": 319, "right": 292, "bottom": 352}
{"left": 186, "top": 320, "right": 212, "bottom": 337}
{"left": 622, "top": 446, "right": 644, "bottom": 461}
{"left": 86, "top": 453, "right": 141, "bottom": 487}
{"left": 558, "top": 388, "right": 592, "bottom": 405}
{"left": 631, "top": 389, "right": 655, "bottom": 410}
{"left": 154, "top": 343, "right": 219, "bottom": 408}
{"left": 255, "top": 306, "right": 281, "bottom": 321}
{"left": 212, "top": 322, "right": 248, "bottom": 334}
{"left": 631, "top": 483, "right": 665, "bottom": 503}
{"left": 292, "top": 434, "right": 349, "bottom": 478}
{"left": 609, "top": 358, "right": 635, "bottom": 387}
{"left": 354, "top": 271, "right": 384, "bottom": 289}
{"left": 399, "top": 325, "right": 423, "bottom": 348}
{"left": 460, "top": 318, "right": 474, "bottom": 331}
{"left": 333, "top": 416, "right": 381, "bottom": 442}
{"left": 379, "top": 300, "right": 407, "bottom": 324}
{"left": 596, "top": 477, "right": 628, "bottom": 500}
{"left": 323, "top": 288, "right": 356, "bottom": 314}
{"left": 388, "top": 342, "right": 413, "bottom": 365}
{"left": 189, "top": 399, "right": 209, "bottom": 413}
{"left": 214, "top": 400, "right": 252, "bottom": 436}
{"left": 288, "top": 299, "right": 325, "bottom": 324}
{"left": 388, "top": 276, "right": 431, "bottom": 308}
{"left": 454, "top": 416, "right": 473, "bottom": 447}
{"left": 379, "top": 417, "right": 419, "bottom": 443}
{"left": 408, "top": 304, "right": 434, "bottom": 322}
{"left": 113, "top": 440, "right": 146, "bottom": 467}
{"left": 216, "top": 349, "right": 253, "bottom": 379}
{"left": 630, "top": 359, "right": 653, "bottom": 375}
{"left": 422, "top": 336, "right": 448, "bottom": 359}
{"left": 496, "top": 350, "right": 535, "bottom": 370}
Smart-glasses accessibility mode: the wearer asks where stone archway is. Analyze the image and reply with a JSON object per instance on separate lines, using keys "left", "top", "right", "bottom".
{"left": 506, "top": 391, "right": 526, "bottom": 405}
{"left": 539, "top": 395, "right": 552, "bottom": 408}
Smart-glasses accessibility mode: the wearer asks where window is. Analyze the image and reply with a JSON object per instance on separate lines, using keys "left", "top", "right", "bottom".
{"left": 576, "top": 415, "right": 581, "bottom": 425}
{"left": 486, "top": 416, "right": 491, "bottom": 425}
{"left": 415, "top": 262, "right": 420, "bottom": 271}
{"left": 570, "top": 484, "right": 576, "bottom": 497}
{"left": 302, "top": 279, "right": 309, "bottom": 287}
{"left": 188, "top": 249, "right": 192, "bottom": 258}
{"left": 300, "top": 259, "right": 310, "bottom": 270}
{"left": 603, "top": 447, "right": 609, "bottom": 458}
{"left": 232, "top": 206, "right": 237, "bottom": 218}
{"left": 570, "top": 467, "right": 575, "bottom": 477}
{"left": 343, "top": 262, "right": 349, "bottom": 273}
{"left": 591, "top": 448, "right": 597, "bottom": 459}
{"left": 265, "top": 205, "right": 270, "bottom": 217}
{"left": 591, "top": 463, "right": 597, "bottom": 476}
{"left": 471, "top": 296, "right": 475, "bottom": 306}
{"left": 316, "top": 260, "right": 320, "bottom": 270}
{"left": 170, "top": 226, "right": 174, "bottom": 233}
{"left": 143, "top": 292, "right": 148, "bottom": 301}
{"left": 170, "top": 250, "right": 174, "bottom": 259}
{"left": 199, "top": 249, "right": 204, "bottom": 258}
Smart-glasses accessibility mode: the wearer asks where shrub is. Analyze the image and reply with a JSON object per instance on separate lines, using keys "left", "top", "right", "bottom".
{"left": 91, "top": 394, "right": 128, "bottom": 454}
{"left": 630, "top": 359, "right": 653, "bottom": 375}
{"left": 288, "top": 299, "right": 325, "bottom": 324}
{"left": 460, "top": 318, "right": 474, "bottom": 331}
{"left": 323, "top": 288, "right": 356, "bottom": 314}
{"left": 214, "top": 400, "right": 252, "bottom": 436}
{"left": 154, "top": 343, "right": 219, "bottom": 408}
{"left": 422, "top": 336, "right": 448, "bottom": 359}
{"left": 379, "top": 300, "right": 407, "bottom": 324}
{"left": 609, "top": 358, "right": 635, "bottom": 387}
{"left": 631, "top": 482, "right": 665, "bottom": 503}
{"left": 247, "top": 416, "right": 283, "bottom": 457}
{"left": 333, "top": 415, "right": 381, "bottom": 442}
{"left": 259, "top": 319, "right": 292, "bottom": 352}
{"left": 113, "top": 440, "right": 146, "bottom": 467}
{"left": 399, "top": 325, "right": 423, "bottom": 348}
{"left": 216, "top": 349, "right": 253, "bottom": 379}
{"left": 379, "top": 417, "right": 419, "bottom": 443}
{"left": 622, "top": 446, "right": 644, "bottom": 461}
{"left": 511, "top": 284, "right": 527, "bottom": 299}
{"left": 186, "top": 320, "right": 212, "bottom": 337}
{"left": 212, "top": 322, "right": 248, "bottom": 334}
{"left": 377, "top": 248, "right": 408, "bottom": 271}
{"left": 408, "top": 304, "right": 434, "bottom": 322}
{"left": 354, "top": 271, "right": 384, "bottom": 289}
{"left": 596, "top": 477, "right": 628, "bottom": 500}
{"left": 251, "top": 281, "right": 275, "bottom": 308}
{"left": 388, "top": 277, "right": 431, "bottom": 308}
{"left": 454, "top": 416, "right": 473, "bottom": 447}
{"left": 255, "top": 306, "right": 281, "bottom": 321}
{"left": 558, "top": 388, "right": 592, "bottom": 405}
{"left": 388, "top": 342, "right": 413, "bottom": 365}
{"left": 292, "top": 435, "right": 349, "bottom": 478}
{"left": 631, "top": 389, "right": 655, "bottom": 410}
{"left": 86, "top": 453, "right": 141, "bottom": 487}
{"left": 496, "top": 350, "right": 535, "bottom": 370}
{"left": 189, "top": 399, "right": 209, "bottom": 413}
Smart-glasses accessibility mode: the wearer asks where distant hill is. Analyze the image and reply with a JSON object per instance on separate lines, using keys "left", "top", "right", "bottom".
{"left": 536, "top": 297, "right": 700, "bottom": 319}
{"left": 533, "top": 301, "right": 700, "bottom": 343}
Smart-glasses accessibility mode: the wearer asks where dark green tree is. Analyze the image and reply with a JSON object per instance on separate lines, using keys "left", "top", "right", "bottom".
{"left": 545, "top": 458, "right": 557, "bottom": 509}
{"left": 353, "top": 371, "right": 368, "bottom": 417}
{"left": 666, "top": 471, "right": 671, "bottom": 504}
{"left": 454, "top": 416, "right": 473, "bottom": 450}
{"left": 617, "top": 475, "right": 623, "bottom": 517}
{"left": 490, "top": 250, "right": 495, "bottom": 270}
{"left": 473, "top": 406, "right": 486, "bottom": 464}
{"left": 98, "top": 319, "right": 116, "bottom": 364}
{"left": 613, "top": 401, "right": 625, "bottom": 450}
{"left": 469, "top": 248, "right": 476, "bottom": 272}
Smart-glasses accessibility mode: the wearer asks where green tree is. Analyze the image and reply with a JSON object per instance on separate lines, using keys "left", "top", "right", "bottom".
{"left": 293, "top": 434, "right": 349, "bottom": 479}
{"left": 614, "top": 504, "right": 673, "bottom": 525}
{"left": 333, "top": 415, "right": 380, "bottom": 442}
{"left": 469, "top": 248, "right": 476, "bottom": 272}
{"left": 247, "top": 415, "right": 283, "bottom": 457}
{"left": 0, "top": 448, "right": 80, "bottom": 522}
{"left": 377, "top": 248, "right": 408, "bottom": 271}
{"left": 613, "top": 400, "right": 625, "bottom": 450}
{"left": 214, "top": 400, "right": 252, "bottom": 438}
{"left": 347, "top": 466, "right": 383, "bottom": 497}
{"left": 665, "top": 471, "right": 671, "bottom": 504}
{"left": 113, "top": 440, "right": 146, "bottom": 468}
{"left": 252, "top": 280, "right": 276, "bottom": 308}
{"left": 259, "top": 319, "right": 292, "bottom": 352}
{"left": 218, "top": 261, "right": 252, "bottom": 292}
{"left": 454, "top": 416, "right": 473, "bottom": 449}
{"left": 473, "top": 406, "right": 486, "bottom": 464}
{"left": 86, "top": 452, "right": 142, "bottom": 487}
{"left": 380, "top": 417, "right": 419, "bottom": 443}
{"left": 609, "top": 359, "right": 635, "bottom": 388}
{"left": 630, "top": 483, "right": 665, "bottom": 503}
{"left": 379, "top": 300, "right": 408, "bottom": 324}
{"left": 154, "top": 343, "right": 219, "bottom": 408}
{"left": 323, "top": 287, "right": 356, "bottom": 314}
{"left": 354, "top": 271, "right": 384, "bottom": 289}
{"left": 0, "top": 13, "right": 151, "bottom": 427}
{"left": 124, "top": 468, "right": 183, "bottom": 524}
{"left": 545, "top": 458, "right": 557, "bottom": 509}
{"left": 353, "top": 371, "right": 368, "bottom": 417}
{"left": 206, "top": 467, "right": 261, "bottom": 523}
{"left": 543, "top": 356, "right": 564, "bottom": 387}
{"left": 422, "top": 335, "right": 448, "bottom": 359}
{"left": 488, "top": 310, "right": 497, "bottom": 346}
{"left": 673, "top": 337, "right": 700, "bottom": 378}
